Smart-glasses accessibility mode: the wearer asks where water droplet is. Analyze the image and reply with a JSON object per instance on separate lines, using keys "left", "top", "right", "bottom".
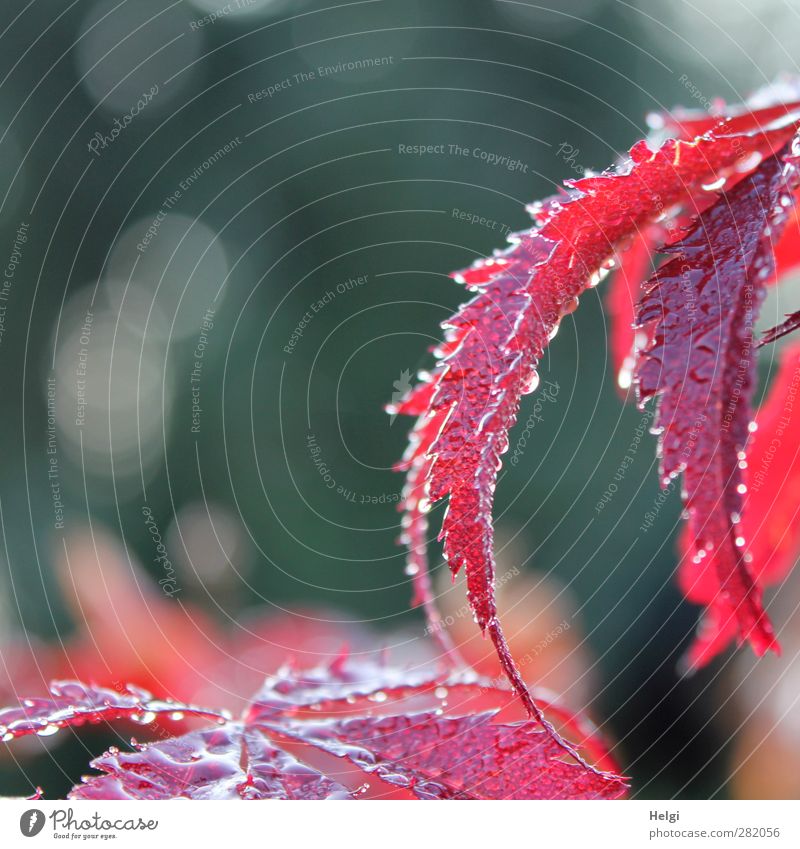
{"left": 434, "top": 687, "right": 449, "bottom": 699}
{"left": 520, "top": 372, "right": 540, "bottom": 395}
{"left": 701, "top": 177, "right": 726, "bottom": 192}
{"left": 737, "top": 151, "right": 763, "bottom": 173}
{"left": 404, "top": 563, "right": 420, "bottom": 577}
{"left": 36, "top": 724, "right": 59, "bottom": 737}
{"left": 560, "top": 296, "right": 579, "bottom": 316}
{"left": 132, "top": 711, "right": 156, "bottom": 725}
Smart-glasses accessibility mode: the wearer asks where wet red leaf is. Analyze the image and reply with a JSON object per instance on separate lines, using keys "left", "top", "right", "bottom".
{"left": 392, "top": 91, "right": 800, "bottom": 710}
{"left": 1, "top": 660, "right": 626, "bottom": 800}
{"left": 679, "top": 340, "right": 800, "bottom": 668}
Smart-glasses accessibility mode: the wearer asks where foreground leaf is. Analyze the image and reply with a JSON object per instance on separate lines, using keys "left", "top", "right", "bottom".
{"left": 0, "top": 681, "right": 226, "bottom": 741}
{"left": 3, "top": 661, "right": 626, "bottom": 800}
{"left": 70, "top": 725, "right": 350, "bottom": 800}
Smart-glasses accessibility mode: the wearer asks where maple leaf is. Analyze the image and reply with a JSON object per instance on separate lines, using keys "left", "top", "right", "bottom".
{"left": 636, "top": 138, "right": 800, "bottom": 668}
{"left": 679, "top": 339, "right": 800, "bottom": 668}
{"left": 760, "top": 309, "right": 800, "bottom": 346}
{"left": 0, "top": 681, "right": 227, "bottom": 741}
{"left": 391, "top": 94, "right": 800, "bottom": 724}
{"left": 0, "top": 660, "right": 626, "bottom": 800}
{"left": 606, "top": 226, "right": 660, "bottom": 393}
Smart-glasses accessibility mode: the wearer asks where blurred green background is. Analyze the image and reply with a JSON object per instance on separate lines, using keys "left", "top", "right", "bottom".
{"left": 1, "top": 0, "right": 799, "bottom": 800}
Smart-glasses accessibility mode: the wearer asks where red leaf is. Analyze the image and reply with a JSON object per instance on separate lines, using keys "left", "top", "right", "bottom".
{"left": 245, "top": 657, "right": 477, "bottom": 721}
{"left": 271, "top": 710, "right": 624, "bottom": 800}
{"left": 606, "top": 226, "right": 660, "bottom": 393}
{"left": 772, "top": 204, "right": 800, "bottom": 282}
{"left": 655, "top": 87, "right": 800, "bottom": 285}
{"left": 0, "top": 681, "right": 225, "bottom": 742}
{"left": 70, "top": 725, "right": 350, "bottom": 800}
{"left": 760, "top": 309, "right": 800, "bottom": 346}
{"left": 393, "top": 106, "right": 800, "bottom": 721}
{"left": 2, "top": 660, "right": 627, "bottom": 800}
{"left": 636, "top": 141, "right": 800, "bottom": 669}
{"left": 746, "top": 340, "right": 800, "bottom": 583}
{"left": 680, "top": 339, "right": 800, "bottom": 668}
{"left": 655, "top": 77, "right": 800, "bottom": 141}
